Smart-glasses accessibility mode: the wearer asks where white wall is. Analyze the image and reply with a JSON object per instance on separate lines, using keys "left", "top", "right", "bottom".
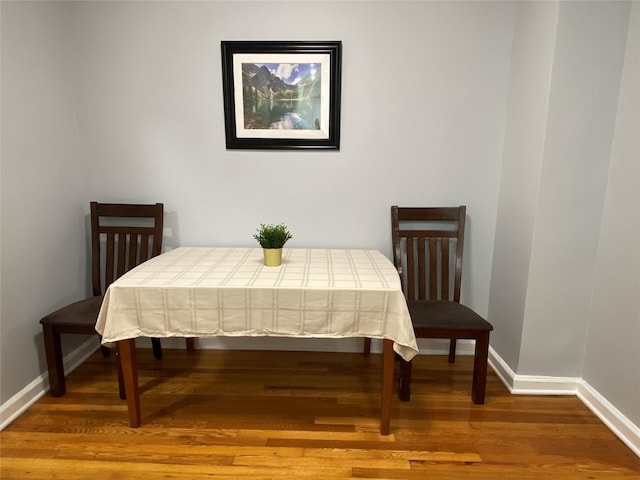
{"left": 0, "top": 1, "right": 89, "bottom": 404}
{"left": 488, "top": 0, "right": 638, "bottom": 446}
{"left": 1, "top": 1, "right": 515, "bottom": 404}
{"left": 489, "top": 0, "right": 634, "bottom": 379}
{"left": 487, "top": 1, "right": 559, "bottom": 370}
{"left": 72, "top": 0, "right": 514, "bottom": 311}
{"left": 518, "top": 0, "right": 630, "bottom": 377}
{"left": 582, "top": 2, "right": 639, "bottom": 427}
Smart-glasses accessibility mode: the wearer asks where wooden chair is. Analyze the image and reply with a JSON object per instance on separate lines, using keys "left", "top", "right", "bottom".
{"left": 40, "top": 202, "right": 195, "bottom": 397}
{"left": 391, "top": 205, "right": 493, "bottom": 404}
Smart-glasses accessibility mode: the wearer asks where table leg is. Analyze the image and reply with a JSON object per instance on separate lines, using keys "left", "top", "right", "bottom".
{"left": 117, "top": 339, "right": 141, "bottom": 427}
{"left": 380, "top": 339, "right": 393, "bottom": 435}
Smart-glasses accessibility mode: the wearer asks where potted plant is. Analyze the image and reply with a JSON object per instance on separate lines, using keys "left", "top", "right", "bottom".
{"left": 253, "top": 223, "right": 293, "bottom": 266}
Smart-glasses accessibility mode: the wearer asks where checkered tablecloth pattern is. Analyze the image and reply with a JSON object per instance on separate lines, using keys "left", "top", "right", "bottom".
{"left": 95, "top": 247, "right": 418, "bottom": 360}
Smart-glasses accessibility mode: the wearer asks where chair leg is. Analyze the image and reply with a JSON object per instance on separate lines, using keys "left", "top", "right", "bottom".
{"left": 448, "top": 339, "right": 457, "bottom": 363}
{"left": 399, "top": 359, "right": 411, "bottom": 401}
{"left": 42, "top": 325, "right": 66, "bottom": 397}
{"left": 115, "top": 346, "right": 126, "bottom": 400}
{"left": 151, "top": 337, "right": 195, "bottom": 356}
{"left": 151, "top": 338, "right": 162, "bottom": 359}
{"left": 363, "top": 338, "right": 371, "bottom": 355}
{"left": 471, "top": 332, "right": 490, "bottom": 404}
{"left": 100, "top": 345, "right": 111, "bottom": 357}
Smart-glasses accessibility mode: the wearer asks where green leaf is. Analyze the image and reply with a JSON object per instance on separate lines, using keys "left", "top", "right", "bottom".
{"left": 252, "top": 223, "right": 293, "bottom": 249}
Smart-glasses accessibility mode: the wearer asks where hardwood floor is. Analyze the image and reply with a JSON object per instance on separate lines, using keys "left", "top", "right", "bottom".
{"left": 2, "top": 348, "right": 638, "bottom": 479}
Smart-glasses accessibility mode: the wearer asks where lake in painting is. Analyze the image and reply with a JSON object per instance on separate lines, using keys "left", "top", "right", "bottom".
{"left": 241, "top": 62, "right": 322, "bottom": 130}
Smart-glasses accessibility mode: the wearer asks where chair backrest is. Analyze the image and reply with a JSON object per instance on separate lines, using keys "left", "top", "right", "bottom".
{"left": 391, "top": 206, "right": 466, "bottom": 303}
{"left": 90, "top": 202, "right": 164, "bottom": 296}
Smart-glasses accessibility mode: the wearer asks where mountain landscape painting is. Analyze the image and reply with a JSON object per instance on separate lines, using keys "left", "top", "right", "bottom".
{"left": 241, "top": 62, "right": 322, "bottom": 131}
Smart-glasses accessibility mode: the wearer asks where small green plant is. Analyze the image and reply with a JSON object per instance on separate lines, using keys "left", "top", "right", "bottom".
{"left": 253, "top": 223, "right": 293, "bottom": 249}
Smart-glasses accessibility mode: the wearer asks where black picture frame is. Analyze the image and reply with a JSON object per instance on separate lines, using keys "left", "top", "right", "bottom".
{"left": 221, "top": 41, "right": 342, "bottom": 150}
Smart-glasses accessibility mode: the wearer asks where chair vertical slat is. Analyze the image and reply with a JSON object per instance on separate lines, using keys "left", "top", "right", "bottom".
{"left": 128, "top": 236, "right": 138, "bottom": 271}
{"left": 441, "top": 238, "right": 451, "bottom": 300}
{"left": 140, "top": 234, "right": 150, "bottom": 262}
{"left": 116, "top": 233, "right": 127, "bottom": 279}
{"left": 90, "top": 203, "right": 102, "bottom": 297}
{"left": 429, "top": 238, "right": 438, "bottom": 300}
{"left": 391, "top": 207, "right": 402, "bottom": 285}
{"left": 454, "top": 207, "right": 466, "bottom": 303}
{"left": 406, "top": 236, "right": 415, "bottom": 300}
{"left": 417, "top": 237, "right": 426, "bottom": 300}
{"left": 105, "top": 233, "right": 115, "bottom": 289}
{"left": 442, "top": 239, "right": 450, "bottom": 300}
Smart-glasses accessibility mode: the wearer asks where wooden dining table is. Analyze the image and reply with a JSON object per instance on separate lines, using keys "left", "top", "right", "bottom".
{"left": 95, "top": 247, "right": 418, "bottom": 435}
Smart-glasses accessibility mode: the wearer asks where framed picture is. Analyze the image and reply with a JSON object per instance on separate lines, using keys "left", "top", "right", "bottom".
{"left": 221, "top": 41, "right": 342, "bottom": 150}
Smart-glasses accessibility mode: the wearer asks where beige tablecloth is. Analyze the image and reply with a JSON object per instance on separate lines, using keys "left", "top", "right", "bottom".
{"left": 95, "top": 247, "right": 418, "bottom": 361}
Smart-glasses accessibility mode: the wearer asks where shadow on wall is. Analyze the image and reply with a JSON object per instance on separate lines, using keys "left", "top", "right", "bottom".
{"left": 163, "top": 209, "right": 180, "bottom": 251}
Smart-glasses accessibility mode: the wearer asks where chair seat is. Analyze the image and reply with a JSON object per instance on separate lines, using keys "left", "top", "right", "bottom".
{"left": 408, "top": 300, "right": 493, "bottom": 332}
{"left": 40, "top": 296, "right": 103, "bottom": 329}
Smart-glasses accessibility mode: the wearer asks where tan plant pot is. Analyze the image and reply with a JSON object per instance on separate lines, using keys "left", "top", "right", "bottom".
{"left": 263, "top": 248, "right": 283, "bottom": 266}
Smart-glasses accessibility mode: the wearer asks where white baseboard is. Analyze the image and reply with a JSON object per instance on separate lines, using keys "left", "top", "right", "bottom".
{"left": 489, "top": 346, "right": 640, "bottom": 458}
{"left": 577, "top": 381, "right": 640, "bottom": 457}
{"left": 0, "top": 337, "right": 100, "bottom": 431}
{"left": 152, "top": 336, "right": 368, "bottom": 353}
{"left": 417, "top": 338, "right": 476, "bottom": 355}
{"left": 150, "top": 337, "right": 478, "bottom": 355}
{"left": 488, "top": 345, "right": 517, "bottom": 390}
{"left": 488, "top": 346, "right": 579, "bottom": 394}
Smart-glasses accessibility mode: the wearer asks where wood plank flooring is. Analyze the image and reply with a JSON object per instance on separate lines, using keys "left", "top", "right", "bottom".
{"left": 1, "top": 348, "right": 638, "bottom": 479}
